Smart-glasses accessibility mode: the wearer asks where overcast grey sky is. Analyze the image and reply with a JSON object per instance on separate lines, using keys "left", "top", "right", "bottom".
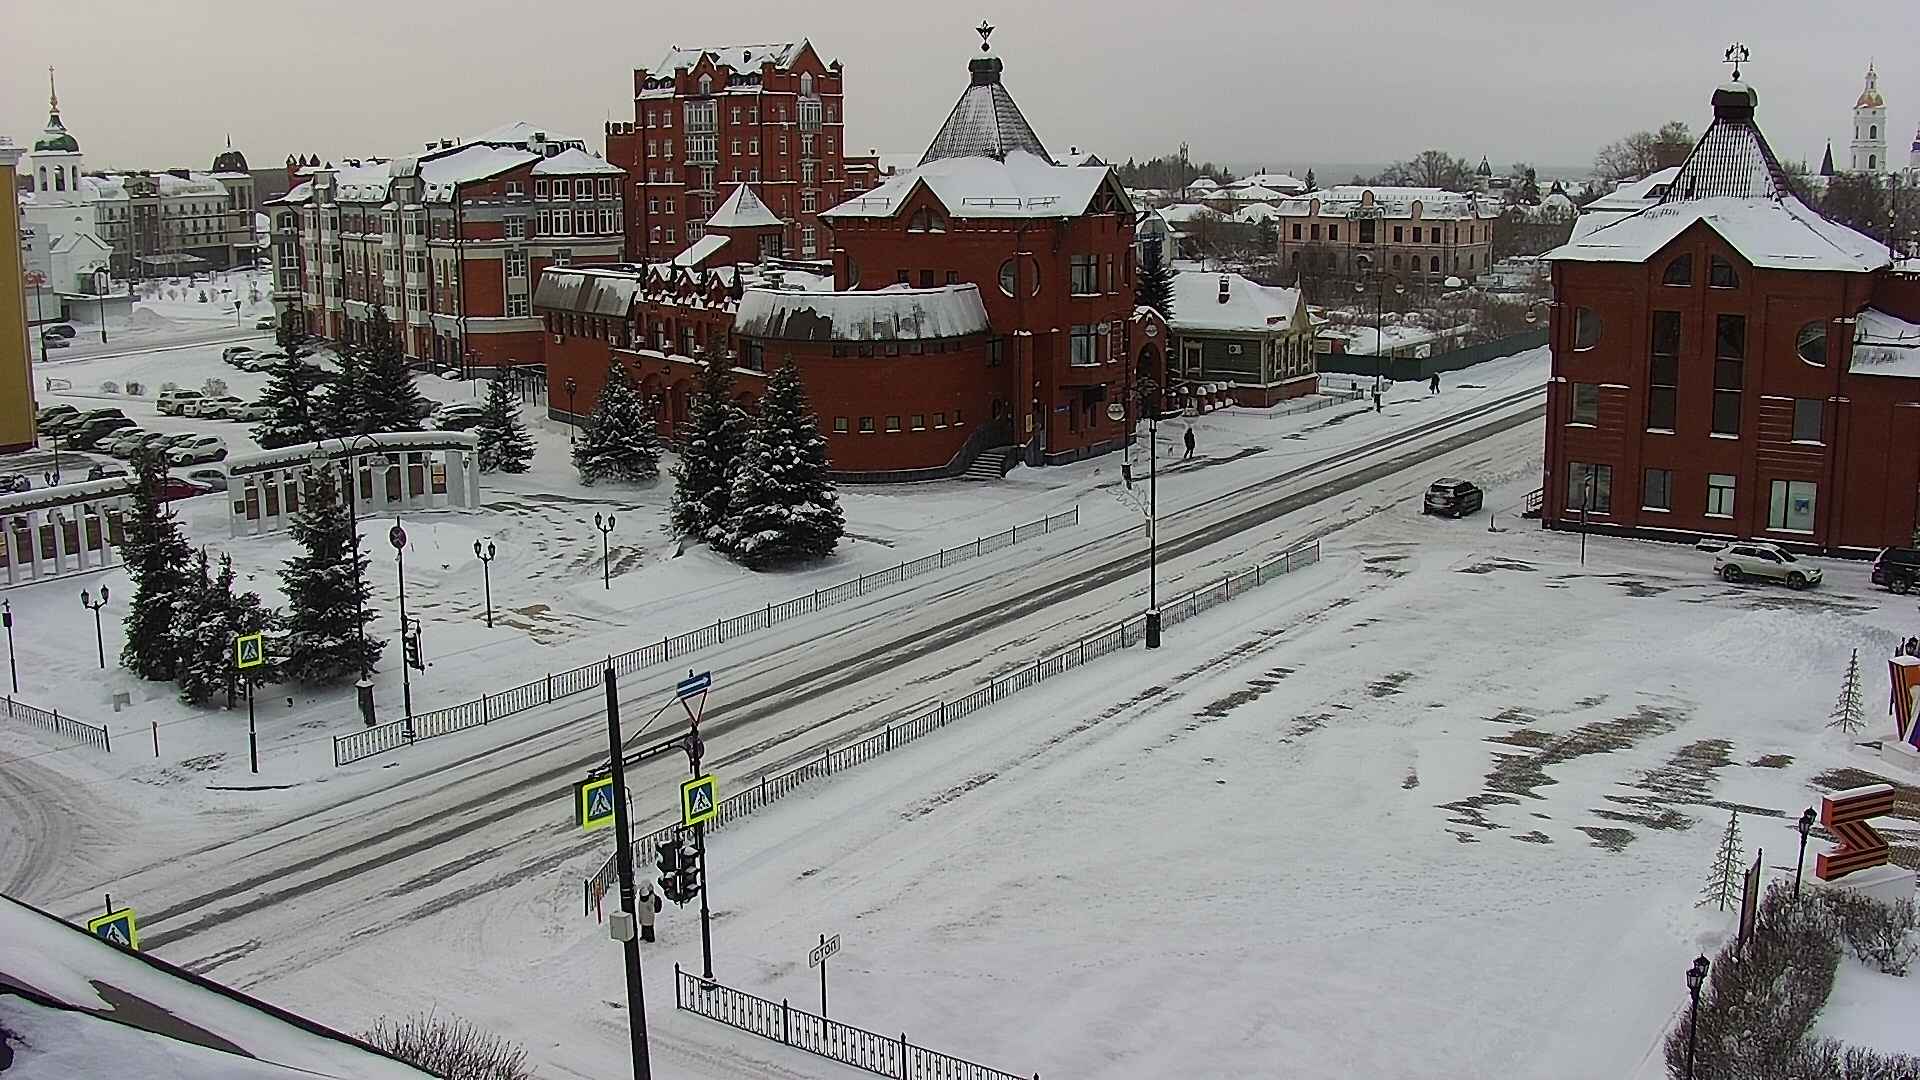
{"left": 8, "top": 0, "right": 1916, "bottom": 178}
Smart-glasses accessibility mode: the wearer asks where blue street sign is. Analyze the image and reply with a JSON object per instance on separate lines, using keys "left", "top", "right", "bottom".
{"left": 88, "top": 908, "right": 138, "bottom": 951}
{"left": 576, "top": 776, "right": 617, "bottom": 832}
{"left": 681, "top": 774, "right": 719, "bottom": 827}
{"left": 677, "top": 671, "right": 712, "bottom": 700}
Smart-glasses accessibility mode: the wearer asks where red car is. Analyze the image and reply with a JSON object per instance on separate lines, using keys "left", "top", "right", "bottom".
{"left": 157, "top": 477, "right": 217, "bottom": 501}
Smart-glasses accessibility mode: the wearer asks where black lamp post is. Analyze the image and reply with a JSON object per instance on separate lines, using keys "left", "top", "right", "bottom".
{"left": 1137, "top": 376, "right": 1162, "bottom": 648}
{"left": 1685, "top": 955, "right": 1710, "bottom": 1080}
{"left": 80, "top": 586, "right": 108, "bottom": 670}
{"left": 1, "top": 598, "right": 16, "bottom": 693}
{"left": 391, "top": 521, "right": 412, "bottom": 725}
{"left": 1796, "top": 807, "right": 1817, "bottom": 897}
{"left": 594, "top": 513, "right": 615, "bottom": 590}
{"left": 1353, "top": 253, "right": 1405, "bottom": 393}
{"left": 565, "top": 377, "right": 579, "bottom": 444}
{"left": 474, "top": 539, "right": 497, "bottom": 628}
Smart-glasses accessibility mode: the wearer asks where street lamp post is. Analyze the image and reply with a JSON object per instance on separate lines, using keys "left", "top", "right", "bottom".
{"left": 45, "top": 430, "right": 62, "bottom": 488}
{"left": 1685, "top": 955, "right": 1710, "bottom": 1080}
{"left": 1352, "top": 254, "right": 1405, "bottom": 394}
{"left": 474, "top": 539, "right": 497, "bottom": 628}
{"left": 1795, "top": 807, "right": 1817, "bottom": 897}
{"left": 391, "top": 522, "right": 412, "bottom": 725}
{"left": 1, "top": 598, "right": 16, "bottom": 693}
{"left": 1121, "top": 375, "right": 1163, "bottom": 649}
{"left": 594, "top": 513, "right": 615, "bottom": 590}
{"left": 80, "top": 586, "right": 108, "bottom": 669}
{"left": 565, "top": 378, "right": 579, "bottom": 444}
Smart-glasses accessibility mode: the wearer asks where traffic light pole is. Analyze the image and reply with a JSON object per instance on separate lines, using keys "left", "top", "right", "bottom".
{"left": 602, "top": 666, "right": 653, "bottom": 1080}
{"left": 688, "top": 730, "right": 715, "bottom": 982}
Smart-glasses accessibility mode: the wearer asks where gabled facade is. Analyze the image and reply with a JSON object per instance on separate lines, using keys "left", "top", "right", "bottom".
{"left": 1167, "top": 271, "right": 1320, "bottom": 406}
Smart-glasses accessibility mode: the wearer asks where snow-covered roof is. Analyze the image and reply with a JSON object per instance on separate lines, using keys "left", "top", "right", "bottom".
{"left": 653, "top": 42, "right": 807, "bottom": 75}
{"left": 0, "top": 895, "right": 432, "bottom": 1078}
{"left": 920, "top": 56, "right": 1053, "bottom": 166}
{"left": 1547, "top": 195, "right": 1887, "bottom": 273}
{"left": 77, "top": 171, "right": 230, "bottom": 203}
{"left": 707, "top": 184, "right": 783, "bottom": 228}
{"left": 1235, "top": 203, "right": 1281, "bottom": 224}
{"left": 531, "top": 147, "right": 623, "bottom": 176}
{"left": 1217, "top": 184, "right": 1289, "bottom": 202}
{"left": 227, "top": 431, "right": 480, "bottom": 477}
{"left": 1188, "top": 177, "right": 1220, "bottom": 191}
{"left": 824, "top": 150, "right": 1121, "bottom": 221}
{"left": 671, "top": 233, "right": 731, "bottom": 268}
{"left": 735, "top": 284, "right": 989, "bottom": 342}
{"left": 1157, "top": 203, "right": 1222, "bottom": 224}
{"left": 330, "top": 159, "right": 397, "bottom": 203}
{"left": 1233, "top": 173, "right": 1307, "bottom": 192}
{"left": 469, "top": 121, "right": 585, "bottom": 148}
{"left": 1851, "top": 307, "right": 1920, "bottom": 377}
{"left": 418, "top": 145, "right": 536, "bottom": 201}
{"left": 1572, "top": 169, "right": 1683, "bottom": 242}
{"left": 1324, "top": 322, "right": 1467, "bottom": 355}
{"left": 1169, "top": 272, "right": 1304, "bottom": 334}
{"left": 533, "top": 267, "right": 641, "bottom": 316}
{"left": 1272, "top": 185, "right": 1498, "bottom": 220}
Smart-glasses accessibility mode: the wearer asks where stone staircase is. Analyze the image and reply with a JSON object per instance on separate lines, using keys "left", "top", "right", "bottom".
{"left": 961, "top": 446, "right": 1015, "bottom": 482}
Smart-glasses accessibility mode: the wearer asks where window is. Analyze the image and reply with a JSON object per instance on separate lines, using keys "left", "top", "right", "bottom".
{"left": 801, "top": 190, "right": 817, "bottom": 213}
{"left": 934, "top": 412, "right": 947, "bottom": 427}
{"left": 1393, "top": 225, "right": 1404, "bottom": 242}
{"left": 801, "top": 134, "right": 815, "bottom": 156}
{"left": 731, "top": 139, "right": 741, "bottom": 156}
{"left": 946, "top": 271, "right": 960, "bottom": 285}
{"left": 555, "top": 209, "right": 572, "bottom": 235}
{"left": 1567, "top": 462, "right": 1613, "bottom": 513}
{"left": 1310, "top": 224, "right": 1321, "bottom": 241}
{"left": 911, "top": 414, "right": 926, "bottom": 430}
{"left": 1291, "top": 224, "right": 1302, "bottom": 241}
{"left": 801, "top": 225, "right": 816, "bottom": 256}
{"left": 1070, "top": 255, "right": 1098, "bottom": 295}
{"left": 505, "top": 216, "right": 526, "bottom": 239}
{"left": 988, "top": 337, "right": 1005, "bottom": 367}
{"left": 998, "top": 259, "right": 1017, "bottom": 297}
{"left": 535, "top": 180, "right": 549, "bottom": 199}
{"left": 919, "top": 270, "right": 936, "bottom": 288}
{"left": 1643, "top": 468, "right": 1673, "bottom": 511}
{"left": 1649, "top": 310, "right": 1679, "bottom": 431}
{"left": 1413, "top": 227, "right": 1423, "bottom": 243}
{"left": 537, "top": 209, "right": 552, "bottom": 235}
{"left": 505, "top": 180, "right": 523, "bottom": 197}
{"left": 886, "top": 416, "right": 902, "bottom": 432}
{"left": 1709, "top": 254, "right": 1738, "bottom": 289}
{"left": 1713, "top": 314, "right": 1744, "bottom": 436}
{"left": 1430, "top": 255, "right": 1441, "bottom": 273}
{"left": 599, "top": 178, "right": 614, "bottom": 196}
{"left": 506, "top": 293, "right": 530, "bottom": 317}
{"left": 1706, "top": 473, "right": 1736, "bottom": 516}
{"left": 1662, "top": 254, "right": 1692, "bottom": 285}
{"left": 552, "top": 248, "right": 572, "bottom": 267}
{"left": 833, "top": 417, "right": 849, "bottom": 433}
{"left": 1070, "top": 325, "right": 1096, "bottom": 366}
{"left": 731, "top": 107, "right": 742, "bottom": 125}
{"left": 1573, "top": 307, "right": 1603, "bottom": 350}
{"left": 504, "top": 248, "right": 528, "bottom": 277}
{"left": 1570, "top": 382, "right": 1599, "bottom": 425}
{"left": 1329, "top": 225, "right": 1340, "bottom": 242}
{"left": 1792, "top": 398, "right": 1824, "bottom": 443}
{"left": 1768, "top": 480, "right": 1817, "bottom": 532}
{"left": 1796, "top": 320, "right": 1828, "bottom": 366}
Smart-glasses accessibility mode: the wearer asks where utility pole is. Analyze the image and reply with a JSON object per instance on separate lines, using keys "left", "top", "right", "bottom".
{"left": 687, "top": 723, "right": 715, "bottom": 980}
{"left": 602, "top": 665, "right": 654, "bottom": 1080}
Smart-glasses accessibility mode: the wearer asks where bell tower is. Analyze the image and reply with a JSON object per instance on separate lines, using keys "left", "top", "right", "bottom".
{"left": 1851, "top": 63, "right": 1887, "bottom": 173}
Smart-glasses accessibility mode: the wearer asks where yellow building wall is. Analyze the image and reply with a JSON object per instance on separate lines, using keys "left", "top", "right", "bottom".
{"left": 0, "top": 143, "right": 37, "bottom": 452}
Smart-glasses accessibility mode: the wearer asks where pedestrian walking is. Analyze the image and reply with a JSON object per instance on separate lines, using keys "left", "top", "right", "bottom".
{"left": 1372, "top": 388, "right": 1382, "bottom": 413}
{"left": 1430, "top": 373, "right": 1441, "bottom": 395}
{"left": 1183, "top": 425, "right": 1196, "bottom": 460}
{"left": 637, "top": 877, "right": 662, "bottom": 942}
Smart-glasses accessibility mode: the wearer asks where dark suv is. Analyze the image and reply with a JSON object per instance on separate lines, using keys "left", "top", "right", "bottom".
{"left": 1871, "top": 547, "right": 1920, "bottom": 593}
{"left": 1423, "top": 478, "right": 1484, "bottom": 518}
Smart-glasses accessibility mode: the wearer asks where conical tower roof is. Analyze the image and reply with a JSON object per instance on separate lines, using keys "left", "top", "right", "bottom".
{"left": 919, "top": 25, "right": 1052, "bottom": 166}
{"left": 1658, "top": 81, "right": 1790, "bottom": 202}
{"left": 34, "top": 66, "right": 79, "bottom": 154}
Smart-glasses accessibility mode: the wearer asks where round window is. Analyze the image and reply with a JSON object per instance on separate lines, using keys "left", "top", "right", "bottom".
{"left": 1796, "top": 320, "right": 1827, "bottom": 367}
{"left": 998, "top": 258, "right": 1016, "bottom": 298}
{"left": 1573, "top": 307, "right": 1603, "bottom": 351}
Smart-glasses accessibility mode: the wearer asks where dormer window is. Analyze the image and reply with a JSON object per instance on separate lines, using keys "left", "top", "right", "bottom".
{"left": 1661, "top": 254, "right": 1692, "bottom": 286}
{"left": 698, "top": 74, "right": 713, "bottom": 96}
{"left": 907, "top": 208, "right": 947, "bottom": 234}
{"left": 800, "top": 72, "right": 814, "bottom": 97}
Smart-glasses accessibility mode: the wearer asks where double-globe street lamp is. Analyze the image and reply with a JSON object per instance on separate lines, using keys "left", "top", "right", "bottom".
{"left": 1352, "top": 253, "right": 1406, "bottom": 396}
{"left": 564, "top": 378, "right": 580, "bottom": 444}
{"left": 79, "top": 586, "right": 108, "bottom": 670}
{"left": 1795, "top": 806, "right": 1817, "bottom": 896}
{"left": 1119, "top": 373, "right": 1163, "bottom": 649}
{"left": 474, "top": 539, "right": 498, "bottom": 628}
{"left": 594, "top": 513, "right": 615, "bottom": 591}
{"left": 1685, "top": 954, "right": 1711, "bottom": 1080}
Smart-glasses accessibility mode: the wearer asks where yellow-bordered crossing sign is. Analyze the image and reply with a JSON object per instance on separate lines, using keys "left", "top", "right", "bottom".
{"left": 681, "top": 774, "right": 718, "bottom": 827}
{"left": 88, "top": 908, "right": 139, "bottom": 950}
{"left": 234, "top": 632, "right": 265, "bottom": 670}
{"left": 576, "top": 776, "right": 616, "bottom": 831}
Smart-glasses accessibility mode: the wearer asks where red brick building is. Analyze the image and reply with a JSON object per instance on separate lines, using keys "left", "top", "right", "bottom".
{"left": 1544, "top": 78, "right": 1920, "bottom": 553}
{"left": 607, "top": 42, "right": 846, "bottom": 264}
{"left": 266, "top": 123, "right": 625, "bottom": 371}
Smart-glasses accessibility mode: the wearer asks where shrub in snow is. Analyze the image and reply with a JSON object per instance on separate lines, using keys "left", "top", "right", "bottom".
{"left": 119, "top": 448, "right": 194, "bottom": 681}
{"left": 360, "top": 1013, "right": 532, "bottom": 1080}
{"left": 159, "top": 381, "right": 178, "bottom": 393}
{"left": 474, "top": 378, "right": 534, "bottom": 474}
{"left": 572, "top": 358, "right": 660, "bottom": 485}
{"left": 99, "top": 381, "right": 118, "bottom": 395}
{"left": 201, "top": 377, "right": 228, "bottom": 397}
{"left": 124, "top": 380, "right": 143, "bottom": 396}
{"left": 715, "top": 362, "right": 843, "bottom": 570}
{"left": 278, "top": 466, "right": 383, "bottom": 685}
{"left": 197, "top": 289, "right": 208, "bottom": 302}
{"left": 670, "top": 348, "right": 749, "bottom": 542}
{"left": 1827, "top": 892, "right": 1919, "bottom": 976}
{"left": 254, "top": 326, "right": 332, "bottom": 449}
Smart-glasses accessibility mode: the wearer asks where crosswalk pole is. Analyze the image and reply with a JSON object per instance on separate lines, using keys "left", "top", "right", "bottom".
{"left": 603, "top": 665, "right": 653, "bottom": 1080}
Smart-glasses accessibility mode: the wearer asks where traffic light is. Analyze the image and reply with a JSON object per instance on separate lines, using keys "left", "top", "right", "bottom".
{"left": 674, "top": 838, "right": 701, "bottom": 907}
{"left": 403, "top": 620, "right": 424, "bottom": 671}
{"left": 655, "top": 837, "right": 683, "bottom": 902}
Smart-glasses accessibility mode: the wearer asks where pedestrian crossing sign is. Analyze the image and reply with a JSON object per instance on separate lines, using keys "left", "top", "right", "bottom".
{"left": 681, "top": 774, "right": 718, "bottom": 828}
{"left": 577, "top": 776, "right": 617, "bottom": 832}
{"left": 87, "top": 908, "right": 138, "bottom": 951}
{"left": 234, "top": 632, "right": 265, "bottom": 671}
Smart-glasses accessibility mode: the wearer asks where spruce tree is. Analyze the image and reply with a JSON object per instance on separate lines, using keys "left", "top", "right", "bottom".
{"left": 253, "top": 324, "right": 333, "bottom": 449}
{"left": 1137, "top": 243, "right": 1176, "bottom": 321}
{"left": 280, "top": 465, "right": 383, "bottom": 685}
{"left": 671, "top": 349, "right": 749, "bottom": 541}
{"left": 1303, "top": 167, "right": 1317, "bottom": 191}
{"left": 717, "top": 363, "right": 843, "bottom": 569}
{"left": 474, "top": 378, "right": 535, "bottom": 474}
{"left": 1830, "top": 649, "right": 1867, "bottom": 733}
{"left": 119, "top": 447, "right": 193, "bottom": 680}
{"left": 321, "top": 342, "right": 366, "bottom": 438}
{"left": 572, "top": 358, "right": 661, "bottom": 485}
{"left": 357, "top": 307, "right": 432, "bottom": 433}
{"left": 172, "top": 551, "right": 279, "bottom": 706}
{"left": 1697, "top": 810, "right": 1745, "bottom": 911}
{"left": 1254, "top": 216, "right": 1277, "bottom": 252}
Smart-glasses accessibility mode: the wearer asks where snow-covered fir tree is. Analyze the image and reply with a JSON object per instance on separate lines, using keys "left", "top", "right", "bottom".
{"left": 253, "top": 324, "right": 333, "bottom": 449}
{"left": 321, "top": 342, "right": 366, "bottom": 438}
{"left": 716, "top": 362, "right": 844, "bottom": 569}
{"left": 172, "top": 551, "right": 279, "bottom": 706}
{"left": 572, "top": 359, "right": 661, "bottom": 485}
{"left": 474, "top": 378, "right": 535, "bottom": 474}
{"left": 356, "top": 307, "right": 432, "bottom": 433}
{"left": 1831, "top": 649, "right": 1867, "bottom": 733}
{"left": 1697, "top": 809, "right": 1745, "bottom": 911}
{"left": 279, "top": 466, "right": 383, "bottom": 684}
{"left": 119, "top": 447, "right": 194, "bottom": 680}
{"left": 1303, "top": 167, "right": 1317, "bottom": 191}
{"left": 1137, "top": 243, "right": 1175, "bottom": 320}
{"left": 670, "top": 349, "right": 749, "bottom": 541}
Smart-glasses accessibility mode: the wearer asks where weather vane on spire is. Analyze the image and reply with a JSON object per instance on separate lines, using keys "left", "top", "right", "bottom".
{"left": 1723, "top": 42, "right": 1750, "bottom": 81}
{"left": 977, "top": 20, "right": 995, "bottom": 53}
{"left": 48, "top": 65, "right": 58, "bottom": 111}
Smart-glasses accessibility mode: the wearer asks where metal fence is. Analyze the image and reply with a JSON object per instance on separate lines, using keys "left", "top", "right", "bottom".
{"left": 584, "top": 541, "right": 1322, "bottom": 913}
{"left": 335, "top": 507, "right": 1082, "bottom": 766}
{"left": 3, "top": 695, "right": 110, "bottom": 751}
{"left": 676, "top": 966, "right": 1036, "bottom": 1080}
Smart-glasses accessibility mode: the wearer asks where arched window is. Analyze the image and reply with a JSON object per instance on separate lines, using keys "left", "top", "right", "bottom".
{"left": 1429, "top": 255, "right": 1440, "bottom": 273}
{"left": 1709, "top": 254, "right": 1738, "bottom": 289}
{"left": 1662, "top": 254, "right": 1692, "bottom": 285}
{"left": 1870, "top": 124, "right": 1878, "bottom": 140}
{"left": 998, "top": 258, "right": 1017, "bottom": 297}
{"left": 1796, "top": 320, "right": 1828, "bottom": 367}
{"left": 37, "top": 167, "right": 46, "bottom": 191}
{"left": 698, "top": 74, "right": 713, "bottom": 95}
{"left": 800, "top": 72, "right": 814, "bottom": 97}
{"left": 54, "top": 169, "right": 65, "bottom": 192}
{"left": 1869, "top": 154, "right": 1878, "bottom": 170}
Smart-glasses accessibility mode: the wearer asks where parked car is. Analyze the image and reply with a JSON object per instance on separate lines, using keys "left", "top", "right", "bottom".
{"left": 0, "top": 473, "right": 31, "bottom": 494}
{"left": 1871, "top": 548, "right": 1920, "bottom": 593}
{"left": 104, "top": 428, "right": 154, "bottom": 457}
{"left": 230, "top": 402, "right": 274, "bottom": 421}
{"left": 1422, "top": 477, "right": 1485, "bottom": 518}
{"left": 157, "top": 389, "right": 205, "bottom": 416}
{"left": 254, "top": 316, "right": 276, "bottom": 330}
{"left": 432, "top": 404, "right": 487, "bottom": 431}
{"left": 188, "top": 396, "right": 247, "bottom": 419}
{"left": 86, "top": 461, "right": 130, "bottom": 481}
{"left": 69, "top": 416, "right": 138, "bottom": 450}
{"left": 165, "top": 436, "right": 228, "bottom": 465}
{"left": 61, "top": 407, "right": 128, "bottom": 430}
{"left": 36, "top": 404, "right": 78, "bottom": 427}
{"left": 40, "top": 334, "right": 71, "bottom": 349}
{"left": 42, "top": 407, "right": 115, "bottom": 435}
{"left": 155, "top": 432, "right": 204, "bottom": 450}
{"left": 185, "top": 468, "right": 228, "bottom": 487}
{"left": 41, "top": 323, "right": 77, "bottom": 340}
{"left": 234, "top": 354, "right": 276, "bottom": 372}
{"left": 157, "top": 477, "right": 217, "bottom": 501}
{"left": 222, "top": 346, "right": 258, "bottom": 364}
{"left": 1714, "top": 542, "right": 1822, "bottom": 590}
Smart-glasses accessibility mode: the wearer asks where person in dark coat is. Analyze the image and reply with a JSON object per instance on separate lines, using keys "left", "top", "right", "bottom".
{"left": 1429, "top": 372, "right": 1441, "bottom": 395}
{"left": 1183, "top": 425, "right": 1196, "bottom": 460}
{"left": 1372, "top": 388, "right": 1382, "bottom": 413}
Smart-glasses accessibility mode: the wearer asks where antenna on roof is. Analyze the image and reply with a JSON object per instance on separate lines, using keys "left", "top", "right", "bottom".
{"left": 977, "top": 19, "right": 995, "bottom": 53}
{"left": 1722, "top": 42, "right": 1749, "bottom": 82}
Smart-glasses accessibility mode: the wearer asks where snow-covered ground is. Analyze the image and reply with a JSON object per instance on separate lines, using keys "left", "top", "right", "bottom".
{"left": 38, "top": 269, "right": 276, "bottom": 365}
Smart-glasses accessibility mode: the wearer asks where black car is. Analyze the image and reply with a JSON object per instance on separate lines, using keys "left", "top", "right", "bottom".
{"left": 1423, "top": 477, "right": 1484, "bottom": 518}
{"left": 41, "top": 324, "right": 76, "bottom": 340}
{"left": 68, "top": 416, "right": 137, "bottom": 450}
{"left": 1871, "top": 548, "right": 1920, "bottom": 593}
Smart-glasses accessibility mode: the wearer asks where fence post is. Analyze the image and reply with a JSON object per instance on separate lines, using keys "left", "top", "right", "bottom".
{"left": 783, "top": 998, "right": 791, "bottom": 1045}
{"left": 766, "top": 602, "right": 772, "bottom": 626}
{"left": 825, "top": 746, "right": 832, "bottom": 776}
{"left": 813, "top": 588, "right": 820, "bottom": 609}
{"left": 102, "top": 718, "right": 110, "bottom": 753}
{"left": 900, "top": 1033, "right": 910, "bottom": 1080}
{"left": 975, "top": 537, "right": 981, "bottom": 556}
{"left": 885, "top": 724, "right": 892, "bottom": 752}
{"left": 717, "top": 616, "right": 724, "bottom": 643}
{"left": 939, "top": 549, "right": 944, "bottom": 569}
{"left": 545, "top": 671, "right": 553, "bottom": 700}
{"left": 675, "top": 963, "right": 682, "bottom": 1010}
{"left": 761, "top": 774, "right": 767, "bottom": 804}
{"left": 1079, "top": 639, "right": 1086, "bottom": 666}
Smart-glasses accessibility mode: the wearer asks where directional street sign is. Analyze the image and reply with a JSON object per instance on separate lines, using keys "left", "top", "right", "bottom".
{"left": 234, "top": 632, "right": 265, "bottom": 670}
{"left": 677, "top": 671, "right": 712, "bottom": 700}
{"left": 681, "top": 773, "right": 718, "bottom": 828}
{"left": 809, "top": 932, "right": 840, "bottom": 967}
{"left": 576, "top": 775, "right": 617, "bottom": 832}
{"left": 88, "top": 908, "right": 138, "bottom": 950}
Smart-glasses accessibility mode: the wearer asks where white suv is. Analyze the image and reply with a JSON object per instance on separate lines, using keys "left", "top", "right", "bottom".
{"left": 1714, "top": 542, "right": 1822, "bottom": 590}
{"left": 157, "top": 389, "right": 204, "bottom": 416}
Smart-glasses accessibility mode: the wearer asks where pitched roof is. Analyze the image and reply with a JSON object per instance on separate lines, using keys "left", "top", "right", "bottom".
{"left": 736, "top": 285, "right": 989, "bottom": 342}
{"left": 823, "top": 150, "right": 1120, "bottom": 221}
{"left": 1168, "top": 271, "right": 1304, "bottom": 334}
{"left": 653, "top": 42, "right": 806, "bottom": 74}
{"left": 707, "top": 184, "right": 783, "bottom": 228}
{"left": 468, "top": 121, "right": 584, "bottom": 148}
{"left": 920, "top": 56, "right": 1052, "bottom": 166}
{"left": 531, "top": 147, "right": 624, "bottom": 176}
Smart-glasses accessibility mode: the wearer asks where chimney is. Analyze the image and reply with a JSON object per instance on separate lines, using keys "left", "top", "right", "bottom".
{"left": 1217, "top": 275, "right": 1230, "bottom": 304}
